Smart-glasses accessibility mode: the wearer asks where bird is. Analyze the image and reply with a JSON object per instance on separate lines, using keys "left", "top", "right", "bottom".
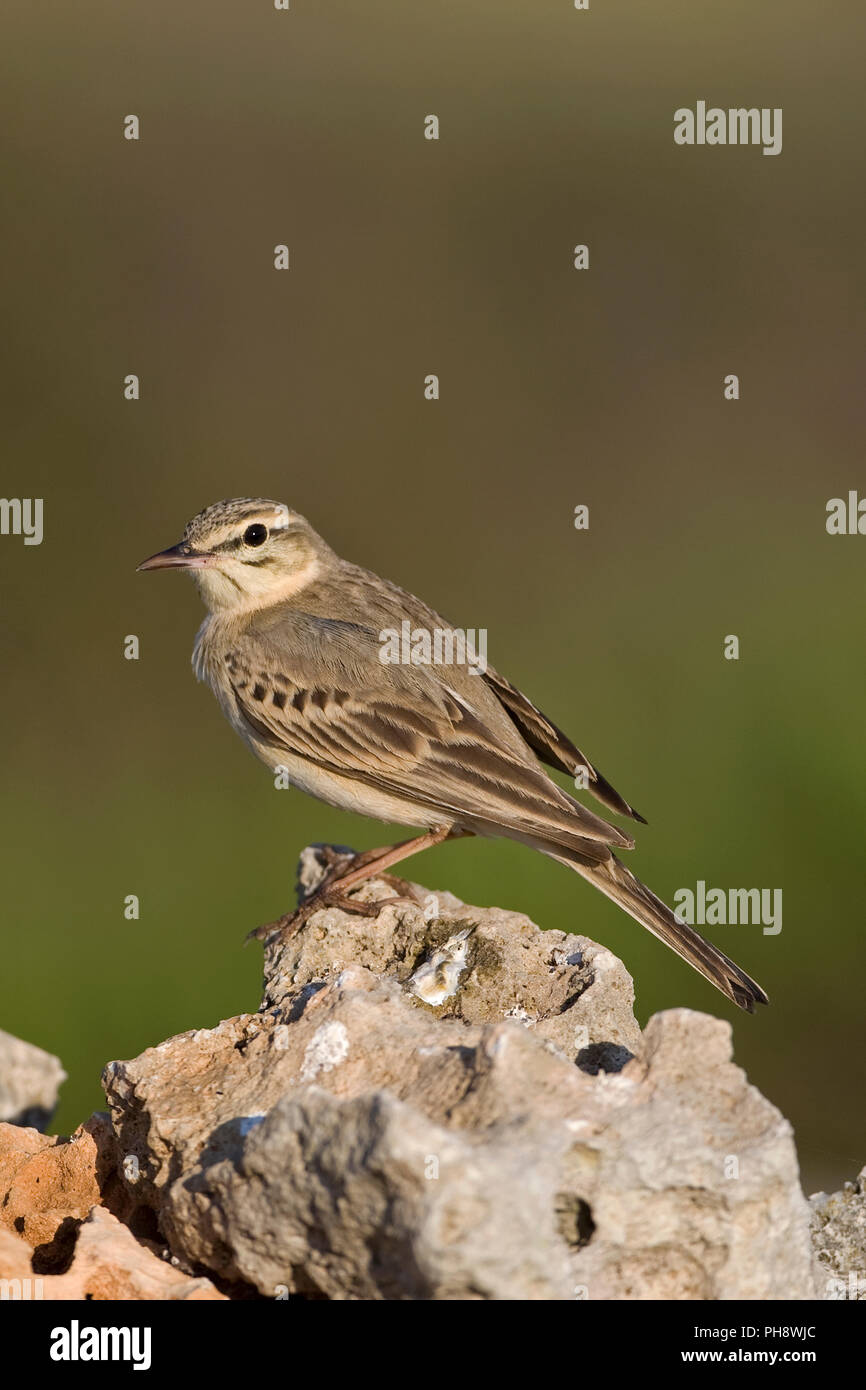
{"left": 138, "top": 497, "right": 768, "bottom": 1013}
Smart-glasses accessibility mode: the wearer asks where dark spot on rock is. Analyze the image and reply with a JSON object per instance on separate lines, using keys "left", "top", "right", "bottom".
{"left": 554, "top": 1193, "right": 595, "bottom": 1250}
{"left": 32, "top": 1214, "right": 81, "bottom": 1275}
{"left": 577, "top": 1042, "right": 634, "bottom": 1075}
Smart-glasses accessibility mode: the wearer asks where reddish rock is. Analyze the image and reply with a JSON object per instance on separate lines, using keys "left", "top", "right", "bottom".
{"left": 0, "top": 1117, "right": 104, "bottom": 1265}
{"left": 0, "top": 1206, "right": 225, "bottom": 1300}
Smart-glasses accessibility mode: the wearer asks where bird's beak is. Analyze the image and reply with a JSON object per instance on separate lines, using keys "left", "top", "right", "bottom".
{"left": 136, "top": 543, "right": 212, "bottom": 572}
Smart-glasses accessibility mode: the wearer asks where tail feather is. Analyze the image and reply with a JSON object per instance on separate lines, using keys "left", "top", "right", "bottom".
{"left": 556, "top": 851, "right": 769, "bottom": 1013}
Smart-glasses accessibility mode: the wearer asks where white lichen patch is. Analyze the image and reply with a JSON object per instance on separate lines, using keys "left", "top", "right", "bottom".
{"left": 409, "top": 927, "right": 472, "bottom": 1006}
{"left": 589, "top": 948, "right": 618, "bottom": 973}
{"left": 299, "top": 1021, "right": 350, "bottom": 1081}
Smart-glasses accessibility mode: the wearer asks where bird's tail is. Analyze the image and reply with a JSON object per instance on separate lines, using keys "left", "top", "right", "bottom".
{"left": 554, "top": 850, "right": 769, "bottom": 1013}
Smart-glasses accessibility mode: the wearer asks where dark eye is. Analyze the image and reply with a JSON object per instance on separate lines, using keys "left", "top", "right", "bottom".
{"left": 244, "top": 524, "right": 268, "bottom": 547}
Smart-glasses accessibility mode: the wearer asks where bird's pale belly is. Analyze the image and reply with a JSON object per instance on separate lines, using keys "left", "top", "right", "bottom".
{"left": 251, "top": 734, "right": 450, "bottom": 832}
{"left": 200, "top": 657, "right": 439, "bottom": 830}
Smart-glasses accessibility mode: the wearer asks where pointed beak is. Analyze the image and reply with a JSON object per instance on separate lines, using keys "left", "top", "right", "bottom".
{"left": 136, "top": 543, "right": 212, "bottom": 572}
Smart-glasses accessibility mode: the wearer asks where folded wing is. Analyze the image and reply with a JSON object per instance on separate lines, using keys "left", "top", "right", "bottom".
{"left": 225, "top": 615, "right": 635, "bottom": 862}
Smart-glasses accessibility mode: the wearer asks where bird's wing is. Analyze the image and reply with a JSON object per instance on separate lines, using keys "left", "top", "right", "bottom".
{"left": 224, "top": 616, "right": 634, "bottom": 860}
{"left": 482, "top": 665, "right": 647, "bottom": 824}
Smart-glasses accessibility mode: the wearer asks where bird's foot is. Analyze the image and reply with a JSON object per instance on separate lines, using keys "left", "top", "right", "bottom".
{"left": 245, "top": 888, "right": 377, "bottom": 945}
{"left": 246, "top": 864, "right": 426, "bottom": 947}
{"left": 244, "top": 839, "right": 433, "bottom": 950}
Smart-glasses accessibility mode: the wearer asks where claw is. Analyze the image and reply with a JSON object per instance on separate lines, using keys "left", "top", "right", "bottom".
{"left": 248, "top": 836, "right": 451, "bottom": 946}
{"left": 246, "top": 884, "right": 397, "bottom": 946}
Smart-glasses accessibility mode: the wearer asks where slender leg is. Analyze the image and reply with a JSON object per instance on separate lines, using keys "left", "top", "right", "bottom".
{"left": 322, "top": 826, "right": 467, "bottom": 894}
{"left": 249, "top": 827, "right": 472, "bottom": 943}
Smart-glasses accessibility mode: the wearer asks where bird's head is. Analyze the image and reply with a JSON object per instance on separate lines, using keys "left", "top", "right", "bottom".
{"left": 137, "top": 498, "right": 328, "bottom": 612}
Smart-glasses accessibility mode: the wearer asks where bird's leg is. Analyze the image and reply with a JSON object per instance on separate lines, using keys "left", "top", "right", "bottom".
{"left": 323, "top": 826, "right": 471, "bottom": 895}
{"left": 248, "top": 828, "right": 472, "bottom": 943}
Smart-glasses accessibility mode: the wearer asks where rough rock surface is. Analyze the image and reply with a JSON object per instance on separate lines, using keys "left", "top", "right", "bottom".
{"left": 0, "top": 1207, "right": 225, "bottom": 1301}
{"left": 98, "top": 847, "right": 817, "bottom": 1300}
{"left": 0, "top": 1117, "right": 225, "bottom": 1300}
{"left": 0, "top": 1028, "right": 66, "bottom": 1129}
{"left": 810, "top": 1168, "right": 866, "bottom": 1300}
{"left": 0, "top": 1118, "right": 104, "bottom": 1266}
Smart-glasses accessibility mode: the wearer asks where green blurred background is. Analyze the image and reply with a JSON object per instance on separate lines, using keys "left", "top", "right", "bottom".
{"left": 1, "top": 1, "right": 863, "bottom": 1195}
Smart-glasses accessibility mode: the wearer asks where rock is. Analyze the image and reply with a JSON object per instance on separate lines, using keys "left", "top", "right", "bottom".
{"left": 0, "top": 1206, "right": 225, "bottom": 1301}
{"left": 191, "top": 1085, "right": 579, "bottom": 1300}
{"left": 0, "top": 1112, "right": 147, "bottom": 1272}
{"left": 571, "top": 1009, "right": 815, "bottom": 1299}
{"left": 100, "top": 850, "right": 816, "bottom": 1300}
{"left": 0, "top": 1227, "right": 43, "bottom": 1303}
{"left": 0, "top": 1028, "right": 66, "bottom": 1129}
{"left": 0, "top": 1118, "right": 225, "bottom": 1300}
{"left": 270, "top": 844, "right": 642, "bottom": 1063}
{"left": 810, "top": 1167, "right": 866, "bottom": 1300}
{"left": 0, "top": 1118, "right": 103, "bottom": 1267}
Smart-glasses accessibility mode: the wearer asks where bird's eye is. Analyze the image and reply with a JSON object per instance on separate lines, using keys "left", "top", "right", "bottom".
{"left": 243, "top": 524, "right": 268, "bottom": 547}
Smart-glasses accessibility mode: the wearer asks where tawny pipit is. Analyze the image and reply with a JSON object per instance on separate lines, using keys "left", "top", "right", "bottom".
{"left": 138, "top": 498, "right": 768, "bottom": 1013}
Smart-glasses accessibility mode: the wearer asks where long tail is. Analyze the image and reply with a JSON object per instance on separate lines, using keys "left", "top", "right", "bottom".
{"left": 555, "top": 851, "right": 769, "bottom": 1013}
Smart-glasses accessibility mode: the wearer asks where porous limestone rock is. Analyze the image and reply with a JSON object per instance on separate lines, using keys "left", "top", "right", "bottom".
{"left": 810, "top": 1167, "right": 866, "bottom": 1300}
{"left": 0, "top": 1117, "right": 105, "bottom": 1264}
{"left": 0, "top": 1118, "right": 225, "bottom": 1300}
{"left": 99, "top": 850, "right": 816, "bottom": 1300}
{"left": 0, "top": 1206, "right": 225, "bottom": 1301}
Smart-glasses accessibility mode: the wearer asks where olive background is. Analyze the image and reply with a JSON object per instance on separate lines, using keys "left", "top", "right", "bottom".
{"left": 1, "top": 1, "right": 864, "bottom": 1195}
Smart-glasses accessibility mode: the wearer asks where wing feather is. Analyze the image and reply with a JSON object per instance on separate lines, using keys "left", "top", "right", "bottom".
{"left": 483, "top": 665, "right": 647, "bottom": 824}
{"left": 226, "top": 623, "right": 634, "bottom": 858}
